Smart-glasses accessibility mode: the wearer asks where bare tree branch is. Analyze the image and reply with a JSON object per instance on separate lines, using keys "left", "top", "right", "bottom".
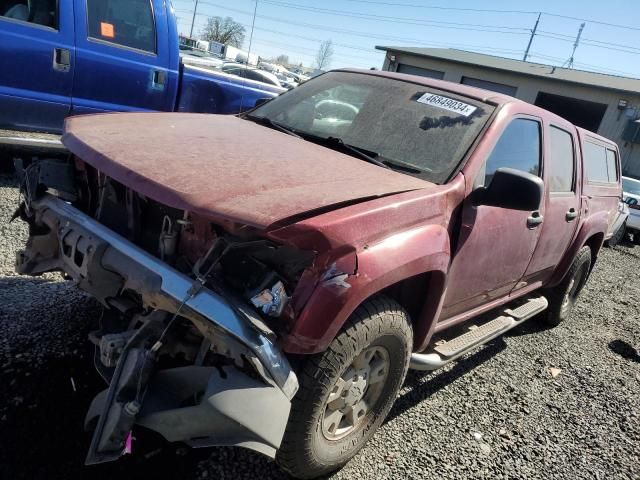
{"left": 315, "top": 40, "right": 334, "bottom": 70}
{"left": 200, "top": 16, "right": 246, "bottom": 48}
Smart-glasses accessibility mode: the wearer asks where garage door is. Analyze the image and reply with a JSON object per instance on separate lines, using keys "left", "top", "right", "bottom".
{"left": 397, "top": 64, "right": 445, "bottom": 80}
{"left": 461, "top": 76, "right": 517, "bottom": 96}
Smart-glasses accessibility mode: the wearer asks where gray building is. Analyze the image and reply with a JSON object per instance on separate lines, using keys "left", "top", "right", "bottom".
{"left": 376, "top": 46, "right": 640, "bottom": 178}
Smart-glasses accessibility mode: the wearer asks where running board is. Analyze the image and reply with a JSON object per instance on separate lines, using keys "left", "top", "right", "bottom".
{"left": 410, "top": 296, "right": 548, "bottom": 371}
{"left": 0, "top": 128, "right": 66, "bottom": 152}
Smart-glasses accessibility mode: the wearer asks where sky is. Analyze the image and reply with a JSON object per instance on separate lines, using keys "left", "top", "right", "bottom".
{"left": 172, "top": 0, "right": 640, "bottom": 78}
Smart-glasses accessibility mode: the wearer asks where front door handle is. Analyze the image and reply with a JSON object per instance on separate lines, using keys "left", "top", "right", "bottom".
{"left": 527, "top": 211, "right": 544, "bottom": 229}
{"left": 152, "top": 69, "right": 167, "bottom": 89}
{"left": 566, "top": 208, "right": 578, "bottom": 222}
{"left": 53, "top": 48, "right": 71, "bottom": 72}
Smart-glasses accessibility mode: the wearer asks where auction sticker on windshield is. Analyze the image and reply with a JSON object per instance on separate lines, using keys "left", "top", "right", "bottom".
{"left": 416, "top": 93, "right": 477, "bottom": 117}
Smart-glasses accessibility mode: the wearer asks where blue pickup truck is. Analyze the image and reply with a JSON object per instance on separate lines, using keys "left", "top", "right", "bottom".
{"left": 0, "top": 0, "right": 283, "bottom": 142}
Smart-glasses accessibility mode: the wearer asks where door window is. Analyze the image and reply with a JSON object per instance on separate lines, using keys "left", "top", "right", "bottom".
{"left": 583, "top": 141, "right": 615, "bottom": 183}
{"left": 86, "top": 0, "right": 156, "bottom": 53}
{"left": 1, "top": 0, "right": 57, "bottom": 28}
{"left": 482, "top": 118, "right": 541, "bottom": 186}
{"left": 548, "top": 126, "right": 575, "bottom": 192}
{"left": 606, "top": 148, "right": 619, "bottom": 183}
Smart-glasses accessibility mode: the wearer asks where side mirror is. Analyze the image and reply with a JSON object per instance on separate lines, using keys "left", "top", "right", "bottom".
{"left": 254, "top": 97, "right": 272, "bottom": 108}
{"left": 474, "top": 168, "right": 543, "bottom": 211}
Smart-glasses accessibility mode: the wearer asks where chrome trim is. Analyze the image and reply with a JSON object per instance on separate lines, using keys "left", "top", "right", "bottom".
{"left": 0, "top": 132, "right": 66, "bottom": 151}
{"left": 31, "top": 195, "right": 298, "bottom": 399}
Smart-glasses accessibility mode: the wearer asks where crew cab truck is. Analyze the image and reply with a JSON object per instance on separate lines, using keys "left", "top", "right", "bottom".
{"left": 0, "top": 0, "right": 283, "bottom": 149}
{"left": 13, "top": 70, "right": 622, "bottom": 478}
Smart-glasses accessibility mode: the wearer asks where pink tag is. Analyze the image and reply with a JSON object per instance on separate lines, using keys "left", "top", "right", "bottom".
{"left": 124, "top": 432, "right": 133, "bottom": 455}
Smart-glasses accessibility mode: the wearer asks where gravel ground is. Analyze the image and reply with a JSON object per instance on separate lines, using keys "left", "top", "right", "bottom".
{"left": 1, "top": 172, "right": 639, "bottom": 480}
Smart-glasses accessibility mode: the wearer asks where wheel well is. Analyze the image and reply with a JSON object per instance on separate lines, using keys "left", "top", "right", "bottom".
{"left": 380, "top": 271, "right": 446, "bottom": 350}
{"left": 382, "top": 272, "right": 431, "bottom": 321}
{"left": 583, "top": 232, "right": 604, "bottom": 271}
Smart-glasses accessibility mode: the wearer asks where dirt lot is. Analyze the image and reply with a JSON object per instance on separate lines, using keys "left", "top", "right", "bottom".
{"left": 1, "top": 172, "right": 639, "bottom": 480}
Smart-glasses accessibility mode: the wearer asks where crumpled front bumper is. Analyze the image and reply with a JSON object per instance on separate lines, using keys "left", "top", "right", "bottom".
{"left": 16, "top": 194, "right": 298, "bottom": 462}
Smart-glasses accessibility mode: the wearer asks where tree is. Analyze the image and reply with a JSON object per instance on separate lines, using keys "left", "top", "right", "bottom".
{"left": 315, "top": 40, "right": 334, "bottom": 70}
{"left": 200, "top": 16, "right": 245, "bottom": 48}
{"left": 275, "top": 54, "right": 289, "bottom": 65}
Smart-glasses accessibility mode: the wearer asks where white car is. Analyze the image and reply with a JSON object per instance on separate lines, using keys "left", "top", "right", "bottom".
{"left": 606, "top": 201, "right": 629, "bottom": 246}
{"left": 623, "top": 176, "right": 640, "bottom": 244}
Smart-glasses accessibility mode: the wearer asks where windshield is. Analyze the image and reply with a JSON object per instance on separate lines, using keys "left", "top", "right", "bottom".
{"left": 623, "top": 177, "right": 640, "bottom": 196}
{"left": 250, "top": 71, "right": 495, "bottom": 183}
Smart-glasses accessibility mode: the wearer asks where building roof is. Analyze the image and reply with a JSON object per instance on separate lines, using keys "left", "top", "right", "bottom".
{"left": 375, "top": 46, "right": 640, "bottom": 95}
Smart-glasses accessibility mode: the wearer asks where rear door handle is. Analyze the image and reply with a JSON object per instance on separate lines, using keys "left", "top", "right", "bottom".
{"left": 527, "top": 211, "right": 544, "bottom": 229}
{"left": 566, "top": 208, "right": 578, "bottom": 222}
{"left": 53, "top": 48, "right": 71, "bottom": 72}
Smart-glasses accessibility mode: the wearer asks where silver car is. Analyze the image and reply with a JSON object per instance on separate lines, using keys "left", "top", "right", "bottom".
{"left": 623, "top": 176, "right": 640, "bottom": 244}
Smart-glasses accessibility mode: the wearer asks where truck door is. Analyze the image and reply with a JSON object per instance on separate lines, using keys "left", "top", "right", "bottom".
{"left": 523, "top": 124, "right": 581, "bottom": 282}
{"left": 71, "top": 0, "right": 177, "bottom": 115}
{"left": 441, "top": 117, "right": 545, "bottom": 320}
{"left": 0, "top": 0, "right": 74, "bottom": 133}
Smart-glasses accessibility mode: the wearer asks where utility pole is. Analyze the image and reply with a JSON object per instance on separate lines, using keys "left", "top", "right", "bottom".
{"left": 563, "top": 22, "right": 585, "bottom": 69}
{"left": 523, "top": 12, "right": 541, "bottom": 62}
{"left": 189, "top": 0, "right": 199, "bottom": 38}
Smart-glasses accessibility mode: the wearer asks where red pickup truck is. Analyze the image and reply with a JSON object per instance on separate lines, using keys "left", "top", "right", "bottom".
{"left": 14, "top": 70, "right": 622, "bottom": 478}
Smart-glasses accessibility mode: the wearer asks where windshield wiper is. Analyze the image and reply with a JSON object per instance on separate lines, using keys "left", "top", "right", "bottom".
{"left": 244, "top": 115, "right": 302, "bottom": 139}
{"left": 325, "top": 137, "right": 390, "bottom": 170}
{"left": 380, "top": 157, "right": 428, "bottom": 174}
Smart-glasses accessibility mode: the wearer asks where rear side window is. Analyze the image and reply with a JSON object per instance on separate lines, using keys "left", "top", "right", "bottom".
{"left": 584, "top": 141, "right": 617, "bottom": 184}
{"left": 86, "top": 0, "right": 156, "bottom": 53}
{"left": 548, "top": 126, "right": 575, "bottom": 192}
{"left": 606, "top": 149, "right": 619, "bottom": 183}
{"left": 484, "top": 118, "right": 541, "bottom": 186}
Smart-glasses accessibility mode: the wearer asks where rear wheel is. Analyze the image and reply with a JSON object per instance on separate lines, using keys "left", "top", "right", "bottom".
{"left": 541, "top": 246, "right": 592, "bottom": 326}
{"left": 276, "top": 296, "right": 412, "bottom": 479}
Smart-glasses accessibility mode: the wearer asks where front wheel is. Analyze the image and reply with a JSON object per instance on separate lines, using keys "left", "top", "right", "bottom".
{"left": 276, "top": 296, "right": 413, "bottom": 479}
{"left": 541, "top": 246, "right": 592, "bottom": 326}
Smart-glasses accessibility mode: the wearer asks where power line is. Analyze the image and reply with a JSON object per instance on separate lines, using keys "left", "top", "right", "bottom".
{"left": 537, "top": 33, "right": 640, "bottom": 56}
{"left": 182, "top": 3, "right": 526, "bottom": 55}
{"left": 178, "top": 10, "right": 522, "bottom": 65}
{"left": 529, "top": 52, "right": 638, "bottom": 77}
{"left": 328, "top": 0, "right": 640, "bottom": 33}
{"left": 177, "top": 0, "right": 640, "bottom": 76}
{"left": 539, "top": 30, "right": 640, "bottom": 53}
{"left": 258, "top": 0, "right": 531, "bottom": 34}
{"left": 336, "top": 0, "right": 540, "bottom": 15}
{"left": 540, "top": 12, "right": 640, "bottom": 33}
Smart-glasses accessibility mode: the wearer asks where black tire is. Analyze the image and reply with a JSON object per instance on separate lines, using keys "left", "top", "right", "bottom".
{"left": 605, "top": 222, "right": 626, "bottom": 247}
{"left": 541, "top": 246, "right": 592, "bottom": 327}
{"left": 633, "top": 232, "right": 640, "bottom": 246}
{"left": 276, "top": 296, "right": 413, "bottom": 479}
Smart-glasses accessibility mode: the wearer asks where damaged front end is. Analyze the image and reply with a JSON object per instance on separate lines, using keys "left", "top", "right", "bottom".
{"left": 14, "top": 159, "right": 303, "bottom": 464}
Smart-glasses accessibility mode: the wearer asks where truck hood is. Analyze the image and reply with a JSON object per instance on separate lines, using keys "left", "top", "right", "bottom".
{"left": 62, "top": 113, "right": 432, "bottom": 229}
